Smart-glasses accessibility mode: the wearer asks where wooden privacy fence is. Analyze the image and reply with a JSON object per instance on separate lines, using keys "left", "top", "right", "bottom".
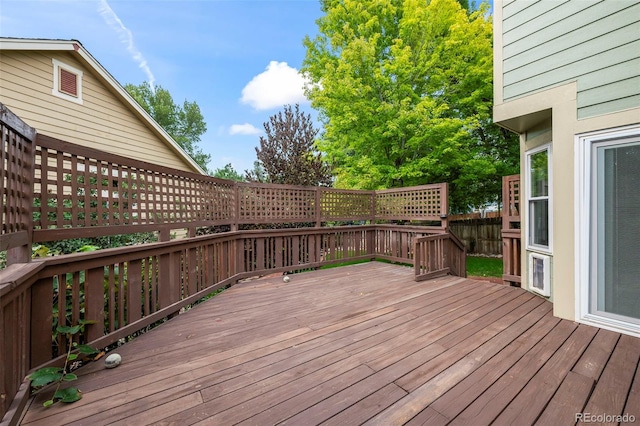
{"left": 0, "top": 102, "right": 466, "bottom": 423}
{"left": 448, "top": 217, "right": 502, "bottom": 255}
{"left": 502, "top": 174, "right": 521, "bottom": 286}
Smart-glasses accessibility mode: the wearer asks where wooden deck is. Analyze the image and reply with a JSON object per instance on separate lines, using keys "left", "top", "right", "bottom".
{"left": 19, "top": 262, "right": 640, "bottom": 425}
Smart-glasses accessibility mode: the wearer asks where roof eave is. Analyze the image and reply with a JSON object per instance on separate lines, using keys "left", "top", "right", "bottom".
{"left": 0, "top": 37, "right": 207, "bottom": 175}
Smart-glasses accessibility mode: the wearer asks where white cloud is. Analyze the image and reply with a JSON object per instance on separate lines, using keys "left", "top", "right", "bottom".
{"left": 241, "top": 61, "right": 310, "bottom": 110}
{"left": 229, "top": 123, "right": 261, "bottom": 135}
{"left": 98, "top": 0, "right": 155, "bottom": 91}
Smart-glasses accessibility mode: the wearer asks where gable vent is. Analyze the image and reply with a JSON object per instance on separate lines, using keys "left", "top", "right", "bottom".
{"left": 59, "top": 68, "right": 78, "bottom": 97}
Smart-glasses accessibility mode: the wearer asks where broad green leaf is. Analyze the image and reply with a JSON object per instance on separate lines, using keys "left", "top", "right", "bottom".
{"left": 54, "top": 387, "right": 82, "bottom": 403}
{"left": 56, "top": 325, "right": 80, "bottom": 335}
{"left": 75, "top": 245, "right": 99, "bottom": 252}
{"left": 29, "top": 368, "right": 63, "bottom": 387}
{"left": 62, "top": 373, "right": 78, "bottom": 382}
{"left": 77, "top": 344, "right": 99, "bottom": 355}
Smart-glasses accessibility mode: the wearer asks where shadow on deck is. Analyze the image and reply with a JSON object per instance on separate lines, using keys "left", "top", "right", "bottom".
{"left": 19, "top": 263, "right": 640, "bottom": 425}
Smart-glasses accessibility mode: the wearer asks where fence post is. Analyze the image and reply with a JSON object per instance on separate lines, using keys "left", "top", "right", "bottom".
{"left": 1, "top": 104, "right": 36, "bottom": 265}
{"left": 232, "top": 183, "right": 239, "bottom": 231}
{"left": 440, "top": 183, "right": 449, "bottom": 230}
{"left": 370, "top": 191, "right": 376, "bottom": 224}
{"left": 315, "top": 188, "right": 322, "bottom": 227}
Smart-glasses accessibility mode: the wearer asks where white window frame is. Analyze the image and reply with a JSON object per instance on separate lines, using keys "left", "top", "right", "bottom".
{"left": 52, "top": 59, "right": 83, "bottom": 104}
{"left": 575, "top": 124, "right": 640, "bottom": 338}
{"left": 525, "top": 144, "right": 552, "bottom": 254}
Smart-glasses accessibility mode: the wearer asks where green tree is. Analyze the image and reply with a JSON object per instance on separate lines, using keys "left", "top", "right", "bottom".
{"left": 302, "top": 0, "right": 518, "bottom": 212}
{"left": 125, "top": 83, "right": 211, "bottom": 173}
{"left": 212, "top": 163, "right": 245, "bottom": 182}
{"left": 245, "top": 104, "right": 332, "bottom": 187}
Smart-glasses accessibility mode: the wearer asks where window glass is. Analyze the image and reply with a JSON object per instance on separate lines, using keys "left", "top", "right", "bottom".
{"left": 527, "top": 147, "right": 550, "bottom": 250}
{"left": 530, "top": 150, "right": 548, "bottom": 197}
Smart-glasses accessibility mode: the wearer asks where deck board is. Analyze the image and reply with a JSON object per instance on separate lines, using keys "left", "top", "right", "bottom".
{"left": 19, "top": 262, "right": 640, "bottom": 425}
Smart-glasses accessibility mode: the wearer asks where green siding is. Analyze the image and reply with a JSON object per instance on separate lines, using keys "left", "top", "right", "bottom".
{"left": 502, "top": 0, "right": 640, "bottom": 118}
{"left": 503, "top": 0, "right": 574, "bottom": 34}
{"left": 578, "top": 95, "right": 640, "bottom": 118}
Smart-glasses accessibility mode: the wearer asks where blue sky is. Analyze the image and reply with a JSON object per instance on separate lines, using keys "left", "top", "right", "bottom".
{"left": 0, "top": 0, "right": 323, "bottom": 174}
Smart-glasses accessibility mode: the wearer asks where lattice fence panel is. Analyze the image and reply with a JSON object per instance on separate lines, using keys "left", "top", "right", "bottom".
{"left": 505, "top": 175, "right": 520, "bottom": 219}
{"left": 1, "top": 106, "right": 35, "bottom": 251}
{"left": 375, "top": 184, "right": 446, "bottom": 220}
{"left": 320, "top": 189, "right": 374, "bottom": 221}
{"left": 33, "top": 136, "right": 236, "bottom": 237}
{"left": 237, "top": 184, "right": 317, "bottom": 223}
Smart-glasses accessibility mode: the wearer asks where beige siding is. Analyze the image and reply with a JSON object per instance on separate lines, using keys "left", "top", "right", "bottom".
{"left": 501, "top": 0, "right": 640, "bottom": 118}
{"left": 0, "top": 50, "right": 197, "bottom": 172}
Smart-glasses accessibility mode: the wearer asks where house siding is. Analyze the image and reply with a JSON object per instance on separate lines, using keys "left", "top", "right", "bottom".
{"left": 502, "top": 0, "right": 640, "bottom": 119}
{"left": 0, "top": 50, "right": 197, "bottom": 172}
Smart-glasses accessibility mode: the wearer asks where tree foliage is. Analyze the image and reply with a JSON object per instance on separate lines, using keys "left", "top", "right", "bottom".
{"left": 213, "top": 163, "right": 245, "bottom": 182}
{"left": 125, "top": 83, "right": 211, "bottom": 173}
{"left": 245, "top": 104, "right": 332, "bottom": 187}
{"left": 302, "top": 0, "right": 519, "bottom": 211}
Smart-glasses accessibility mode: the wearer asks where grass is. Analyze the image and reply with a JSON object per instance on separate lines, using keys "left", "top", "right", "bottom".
{"left": 466, "top": 255, "right": 503, "bottom": 278}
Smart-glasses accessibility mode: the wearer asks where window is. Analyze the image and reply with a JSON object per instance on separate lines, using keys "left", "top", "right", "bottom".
{"left": 526, "top": 145, "right": 551, "bottom": 251}
{"left": 577, "top": 125, "right": 640, "bottom": 336}
{"left": 52, "top": 59, "right": 83, "bottom": 104}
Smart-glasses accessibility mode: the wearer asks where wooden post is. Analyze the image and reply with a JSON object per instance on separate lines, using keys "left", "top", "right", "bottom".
{"left": 501, "top": 175, "right": 522, "bottom": 286}
{"left": 159, "top": 228, "right": 170, "bottom": 242}
{"left": 370, "top": 191, "right": 376, "bottom": 224}
{"left": 2, "top": 104, "right": 36, "bottom": 266}
{"left": 315, "top": 188, "right": 322, "bottom": 227}
{"left": 440, "top": 183, "right": 449, "bottom": 230}
{"left": 232, "top": 183, "right": 240, "bottom": 231}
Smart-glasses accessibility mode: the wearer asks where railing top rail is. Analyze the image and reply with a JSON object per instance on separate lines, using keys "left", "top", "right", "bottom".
{"left": 376, "top": 182, "right": 447, "bottom": 193}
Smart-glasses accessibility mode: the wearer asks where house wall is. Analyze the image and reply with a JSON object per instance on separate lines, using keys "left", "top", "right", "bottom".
{"left": 501, "top": 0, "right": 640, "bottom": 119}
{"left": 494, "top": 0, "right": 640, "bottom": 328}
{"left": 0, "top": 50, "right": 197, "bottom": 173}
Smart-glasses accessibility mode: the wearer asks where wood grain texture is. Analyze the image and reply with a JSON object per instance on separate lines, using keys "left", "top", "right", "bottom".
{"left": 17, "top": 263, "right": 639, "bottom": 426}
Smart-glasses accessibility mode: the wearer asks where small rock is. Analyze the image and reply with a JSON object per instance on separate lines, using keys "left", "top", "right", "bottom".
{"left": 104, "top": 353, "right": 122, "bottom": 369}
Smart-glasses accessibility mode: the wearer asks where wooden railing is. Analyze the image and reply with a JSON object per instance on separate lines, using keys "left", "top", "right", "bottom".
{"left": 0, "top": 102, "right": 465, "bottom": 423}
{"left": 0, "top": 224, "right": 456, "bottom": 422}
{"left": 414, "top": 232, "right": 467, "bottom": 281}
{"left": 501, "top": 174, "right": 521, "bottom": 286}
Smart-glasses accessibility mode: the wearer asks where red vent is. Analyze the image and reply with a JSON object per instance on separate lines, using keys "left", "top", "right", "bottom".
{"left": 59, "top": 68, "right": 78, "bottom": 97}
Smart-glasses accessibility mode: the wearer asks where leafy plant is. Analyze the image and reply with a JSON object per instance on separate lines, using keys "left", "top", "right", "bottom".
{"left": 28, "top": 320, "right": 99, "bottom": 407}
